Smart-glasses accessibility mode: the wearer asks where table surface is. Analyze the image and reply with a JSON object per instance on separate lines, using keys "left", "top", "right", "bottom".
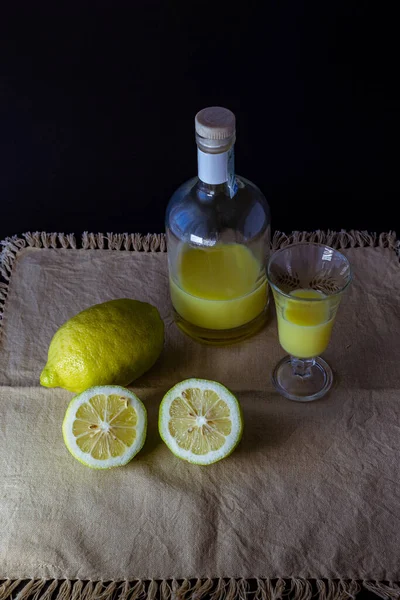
{"left": 1, "top": 241, "right": 400, "bottom": 596}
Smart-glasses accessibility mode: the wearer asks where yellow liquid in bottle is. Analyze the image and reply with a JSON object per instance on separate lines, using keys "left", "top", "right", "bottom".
{"left": 170, "top": 244, "right": 267, "bottom": 331}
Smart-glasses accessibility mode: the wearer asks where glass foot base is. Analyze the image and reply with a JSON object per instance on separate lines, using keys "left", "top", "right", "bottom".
{"left": 272, "top": 355, "right": 333, "bottom": 402}
{"left": 174, "top": 304, "right": 269, "bottom": 346}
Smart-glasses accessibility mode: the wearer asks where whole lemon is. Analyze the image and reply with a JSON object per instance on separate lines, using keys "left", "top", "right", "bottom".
{"left": 40, "top": 299, "right": 164, "bottom": 393}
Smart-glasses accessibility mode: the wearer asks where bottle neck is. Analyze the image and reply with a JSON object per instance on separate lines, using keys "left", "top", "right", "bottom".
{"left": 197, "top": 145, "right": 237, "bottom": 196}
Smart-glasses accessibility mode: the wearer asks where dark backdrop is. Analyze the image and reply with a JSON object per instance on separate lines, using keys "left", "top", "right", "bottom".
{"left": 1, "top": 1, "right": 398, "bottom": 241}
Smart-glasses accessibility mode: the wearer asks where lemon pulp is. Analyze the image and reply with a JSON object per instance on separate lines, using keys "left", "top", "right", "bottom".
{"left": 159, "top": 379, "right": 243, "bottom": 465}
{"left": 63, "top": 385, "right": 147, "bottom": 468}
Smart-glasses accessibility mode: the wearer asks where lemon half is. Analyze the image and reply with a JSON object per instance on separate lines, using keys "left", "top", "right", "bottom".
{"left": 63, "top": 385, "right": 147, "bottom": 469}
{"left": 159, "top": 379, "right": 243, "bottom": 465}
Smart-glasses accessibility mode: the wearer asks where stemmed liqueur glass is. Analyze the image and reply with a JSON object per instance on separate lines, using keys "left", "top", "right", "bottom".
{"left": 267, "top": 243, "right": 352, "bottom": 402}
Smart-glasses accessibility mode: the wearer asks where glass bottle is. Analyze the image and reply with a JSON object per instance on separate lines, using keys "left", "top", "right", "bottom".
{"left": 166, "top": 106, "right": 271, "bottom": 344}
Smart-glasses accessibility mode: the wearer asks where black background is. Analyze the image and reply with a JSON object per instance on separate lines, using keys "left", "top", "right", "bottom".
{"left": 1, "top": 1, "right": 398, "bottom": 241}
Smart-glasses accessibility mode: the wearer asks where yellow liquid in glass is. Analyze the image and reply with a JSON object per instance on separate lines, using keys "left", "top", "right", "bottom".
{"left": 277, "top": 288, "right": 334, "bottom": 358}
{"left": 170, "top": 244, "right": 267, "bottom": 331}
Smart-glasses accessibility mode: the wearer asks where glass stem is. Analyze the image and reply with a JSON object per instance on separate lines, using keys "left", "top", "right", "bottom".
{"left": 290, "top": 356, "right": 315, "bottom": 379}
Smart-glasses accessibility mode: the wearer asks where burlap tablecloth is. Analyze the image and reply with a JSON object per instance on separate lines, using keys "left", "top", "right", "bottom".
{"left": 1, "top": 231, "right": 399, "bottom": 600}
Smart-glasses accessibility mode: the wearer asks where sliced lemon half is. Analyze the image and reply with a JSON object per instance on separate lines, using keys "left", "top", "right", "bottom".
{"left": 159, "top": 379, "right": 243, "bottom": 465}
{"left": 62, "top": 385, "right": 147, "bottom": 469}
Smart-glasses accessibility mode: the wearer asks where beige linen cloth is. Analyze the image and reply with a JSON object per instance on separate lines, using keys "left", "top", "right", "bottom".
{"left": 1, "top": 231, "right": 400, "bottom": 600}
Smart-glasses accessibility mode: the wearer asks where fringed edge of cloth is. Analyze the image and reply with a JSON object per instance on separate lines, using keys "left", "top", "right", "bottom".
{"left": 0, "top": 578, "right": 400, "bottom": 600}
{"left": 1, "top": 229, "right": 398, "bottom": 325}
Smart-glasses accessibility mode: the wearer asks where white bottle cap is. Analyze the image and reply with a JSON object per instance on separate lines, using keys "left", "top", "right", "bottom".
{"left": 195, "top": 107, "right": 236, "bottom": 140}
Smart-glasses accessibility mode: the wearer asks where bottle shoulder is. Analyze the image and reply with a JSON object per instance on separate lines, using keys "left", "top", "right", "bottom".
{"left": 166, "top": 175, "right": 270, "bottom": 243}
{"left": 235, "top": 175, "right": 270, "bottom": 215}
